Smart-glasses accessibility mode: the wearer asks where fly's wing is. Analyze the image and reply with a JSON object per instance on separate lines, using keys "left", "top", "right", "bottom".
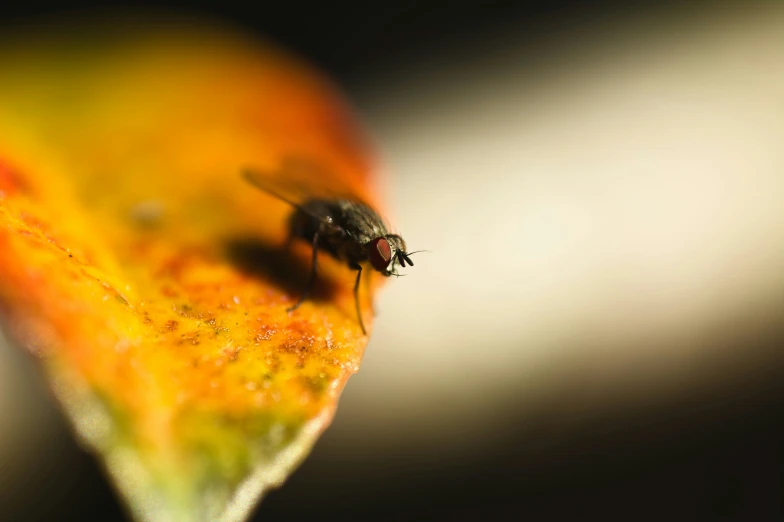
{"left": 242, "top": 156, "right": 374, "bottom": 225}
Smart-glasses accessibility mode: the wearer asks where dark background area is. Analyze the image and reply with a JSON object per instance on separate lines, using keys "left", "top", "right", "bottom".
{"left": 0, "top": 1, "right": 673, "bottom": 83}
{"left": 2, "top": 1, "right": 783, "bottom": 521}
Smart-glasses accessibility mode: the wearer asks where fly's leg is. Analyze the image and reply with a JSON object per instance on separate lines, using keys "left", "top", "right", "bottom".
{"left": 364, "top": 266, "right": 376, "bottom": 316}
{"left": 288, "top": 232, "right": 319, "bottom": 312}
{"left": 350, "top": 262, "right": 367, "bottom": 335}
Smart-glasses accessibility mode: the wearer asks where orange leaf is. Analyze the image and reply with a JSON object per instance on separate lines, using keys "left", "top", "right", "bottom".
{"left": 0, "top": 19, "right": 383, "bottom": 522}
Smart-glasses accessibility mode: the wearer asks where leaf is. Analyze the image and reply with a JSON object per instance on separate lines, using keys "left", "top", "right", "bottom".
{"left": 0, "top": 19, "right": 381, "bottom": 522}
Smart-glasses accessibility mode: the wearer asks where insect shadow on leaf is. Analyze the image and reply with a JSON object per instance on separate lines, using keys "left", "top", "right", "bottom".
{"left": 224, "top": 237, "right": 340, "bottom": 304}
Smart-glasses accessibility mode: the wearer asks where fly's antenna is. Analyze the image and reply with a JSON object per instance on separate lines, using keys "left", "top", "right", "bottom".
{"left": 396, "top": 250, "right": 414, "bottom": 267}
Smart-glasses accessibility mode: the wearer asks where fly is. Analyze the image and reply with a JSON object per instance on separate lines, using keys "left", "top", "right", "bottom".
{"left": 242, "top": 157, "right": 415, "bottom": 335}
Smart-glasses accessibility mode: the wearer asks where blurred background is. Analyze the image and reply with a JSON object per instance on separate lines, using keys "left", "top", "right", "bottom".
{"left": 2, "top": 0, "right": 784, "bottom": 520}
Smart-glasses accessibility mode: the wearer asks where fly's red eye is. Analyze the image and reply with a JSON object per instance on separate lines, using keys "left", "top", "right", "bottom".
{"left": 369, "top": 238, "right": 392, "bottom": 271}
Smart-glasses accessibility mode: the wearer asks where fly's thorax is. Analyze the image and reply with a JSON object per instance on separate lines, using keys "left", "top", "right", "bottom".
{"left": 286, "top": 197, "right": 400, "bottom": 270}
{"left": 319, "top": 221, "right": 365, "bottom": 264}
{"left": 334, "top": 200, "right": 390, "bottom": 244}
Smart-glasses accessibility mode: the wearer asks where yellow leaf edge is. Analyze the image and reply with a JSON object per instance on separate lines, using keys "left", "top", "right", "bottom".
{"left": 45, "top": 355, "right": 346, "bottom": 522}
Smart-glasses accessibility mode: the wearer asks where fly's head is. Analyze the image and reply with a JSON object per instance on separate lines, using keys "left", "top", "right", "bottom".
{"left": 368, "top": 234, "right": 414, "bottom": 277}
